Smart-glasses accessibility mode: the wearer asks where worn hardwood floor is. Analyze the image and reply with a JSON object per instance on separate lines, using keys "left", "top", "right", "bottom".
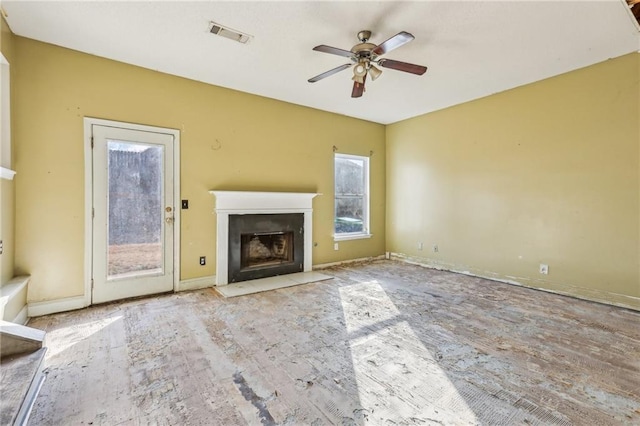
{"left": 27, "top": 260, "right": 640, "bottom": 425}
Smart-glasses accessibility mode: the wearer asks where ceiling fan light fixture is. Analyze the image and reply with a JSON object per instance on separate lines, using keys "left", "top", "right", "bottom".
{"left": 352, "top": 62, "right": 367, "bottom": 84}
{"left": 368, "top": 64, "right": 382, "bottom": 81}
{"left": 353, "top": 62, "right": 367, "bottom": 77}
{"left": 352, "top": 74, "right": 365, "bottom": 84}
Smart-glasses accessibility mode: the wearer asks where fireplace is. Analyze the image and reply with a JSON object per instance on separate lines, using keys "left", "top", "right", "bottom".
{"left": 228, "top": 213, "right": 304, "bottom": 283}
{"left": 242, "top": 232, "right": 293, "bottom": 269}
{"left": 210, "top": 191, "right": 319, "bottom": 285}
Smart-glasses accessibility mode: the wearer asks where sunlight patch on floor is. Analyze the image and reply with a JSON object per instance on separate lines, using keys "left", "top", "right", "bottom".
{"left": 45, "top": 315, "right": 122, "bottom": 358}
{"left": 339, "top": 280, "right": 478, "bottom": 424}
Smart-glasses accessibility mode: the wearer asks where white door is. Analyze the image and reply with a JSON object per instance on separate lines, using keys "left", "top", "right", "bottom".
{"left": 91, "top": 124, "right": 175, "bottom": 304}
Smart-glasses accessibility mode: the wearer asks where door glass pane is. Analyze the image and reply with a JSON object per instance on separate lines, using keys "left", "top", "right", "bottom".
{"left": 107, "top": 140, "right": 163, "bottom": 279}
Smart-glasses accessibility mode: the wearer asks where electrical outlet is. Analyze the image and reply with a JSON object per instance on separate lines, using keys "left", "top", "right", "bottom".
{"left": 199, "top": 256, "right": 206, "bottom": 266}
{"left": 0, "top": 239, "right": 3, "bottom": 255}
{"left": 417, "top": 242, "right": 423, "bottom": 250}
{"left": 433, "top": 244, "right": 439, "bottom": 253}
{"left": 539, "top": 264, "right": 548, "bottom": 275}
{"left": 334, "top": 243, "right": 339, "bottom": 251}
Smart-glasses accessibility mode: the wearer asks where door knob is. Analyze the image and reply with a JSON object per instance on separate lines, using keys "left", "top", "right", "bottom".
{"left": 165, "top": 216, "right": 174, "bottom": 224}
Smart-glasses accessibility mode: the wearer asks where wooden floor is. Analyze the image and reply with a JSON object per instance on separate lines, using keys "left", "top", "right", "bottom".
{"left": 27, "top": 260, "right": 640, "bottom": 425}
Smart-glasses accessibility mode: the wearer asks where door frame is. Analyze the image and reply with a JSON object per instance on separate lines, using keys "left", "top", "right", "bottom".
{"left": 83, "top": 117, "right": 181, "bottom": 306}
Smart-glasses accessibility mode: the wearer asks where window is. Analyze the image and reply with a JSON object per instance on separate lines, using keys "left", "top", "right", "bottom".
{"left": 0, "top": 53, "right": 15, "bottom": 180}
{"left": 334, "top": 153, "right": 370, "bottom": 240}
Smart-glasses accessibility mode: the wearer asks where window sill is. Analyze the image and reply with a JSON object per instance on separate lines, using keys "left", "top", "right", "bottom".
{"left": 333, "top": 233, "right": 372, "bottom": 242}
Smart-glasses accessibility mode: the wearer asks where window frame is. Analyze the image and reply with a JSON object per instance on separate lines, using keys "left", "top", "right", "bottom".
{"left": 333, "top": 152, "right": 371, "bottom": 241}
{"left": 0, "top": 53, "right": 15, "bottom": 180}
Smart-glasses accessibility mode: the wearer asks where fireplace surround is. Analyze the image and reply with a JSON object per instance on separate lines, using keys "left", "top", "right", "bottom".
{"left": 228, "top": 213, "right": 304, "bottom": 283}
{"left": 210, "top": 191, "right": 319, "bottom": 285}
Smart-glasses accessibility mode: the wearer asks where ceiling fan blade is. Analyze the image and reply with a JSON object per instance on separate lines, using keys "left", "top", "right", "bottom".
{"left": 351, "top": 74, "right": 367, "bottom": 98}
{"left": 308, "top": 63, "right": 352, "bottom": 83}
{"left": 378, "top": 58, "right": 427, "bottom": 75}
{"left": 312, "top": 45, "right": 354, "bottom": 58}
{"left": 372, "top": 31, "right": 414, "bottom": 55}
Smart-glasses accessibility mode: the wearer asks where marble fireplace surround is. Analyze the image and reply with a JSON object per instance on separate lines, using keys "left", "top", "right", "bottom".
{"left": 210, "top": 191, "right": 320, "bottom": 285}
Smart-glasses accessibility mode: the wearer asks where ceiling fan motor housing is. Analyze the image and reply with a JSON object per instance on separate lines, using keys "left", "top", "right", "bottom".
{"left": 350, "top": 43, "right": 377, "bottom": 61}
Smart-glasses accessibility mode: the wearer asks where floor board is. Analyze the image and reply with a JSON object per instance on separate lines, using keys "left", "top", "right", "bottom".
{"left": 27, "top": 260, "right": 640, "bottom": 425}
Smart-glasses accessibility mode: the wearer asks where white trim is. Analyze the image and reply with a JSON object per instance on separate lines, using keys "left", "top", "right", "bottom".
{"left": 334, "top": 153, "right": 370, "bottom": 236}
{"left": 0, "top": 54, "right": 10, "bottom": 171}
{"left": 11, "top": 305, "right": 28, "bottom": 325}
{"left": 0, "top": 167, "right": 15, "bottom": 180}
{"left": 28, "top": 295, "right": 86, "bottom": 317}
{"left": 0, "top": 276, "right": 30, "bottom": 321}
{"left": 390, "top": 252, "right": 640, "bottom": 312}
{"left": 177, "top": 275, "right": 215, "bottom": 292}
{"left": 213, "top": 208, "right": 313, "bottom": 215}
{"left": 83, "top": 117, "right": 181, "bottom": 306}
{"left": 83, "top": 120, "right": 93, "bottom": 307}
{"left": 210, "top": 191, "right": 320, "bottom": 211}
{"left": 0, "top": 276, "right": 29, "bottom": 301}
{"left": 313, "top": 254, "right": 385, "bottom": 269}
{"left": 333, "top": 233, "right": 372, "bottom": 242}
{"left": 173, "top": 130, "right": 181, "bottom": 296}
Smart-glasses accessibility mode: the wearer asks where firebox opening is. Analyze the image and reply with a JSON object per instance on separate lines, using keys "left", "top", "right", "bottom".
{"left": 241, "top": 231, "right": 294, "bottom": 270}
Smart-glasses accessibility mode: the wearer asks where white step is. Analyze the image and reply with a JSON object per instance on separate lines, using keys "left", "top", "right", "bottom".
{"left": 0, "top": 320, "right": 45, "bottom": 358}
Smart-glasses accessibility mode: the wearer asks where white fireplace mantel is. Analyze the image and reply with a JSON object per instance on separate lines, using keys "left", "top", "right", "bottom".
{"left": 210, "top": 191, "right": 320, "bottom": 285}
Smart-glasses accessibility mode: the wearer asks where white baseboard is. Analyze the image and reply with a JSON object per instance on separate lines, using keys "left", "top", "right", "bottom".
{"left": 12, "top": 305, "right": 28, "bottom": 325}
{"left": 177, "top": 275, "right": 215, "bottom": 292}
{"left": 390, "top": 252, "right": 640, "bottom": 312}
{"left": 313, "top": 255, "right": 386, "bottom": 270}
{"left": 28, "top": 295, "right": 87, "bottom": 317}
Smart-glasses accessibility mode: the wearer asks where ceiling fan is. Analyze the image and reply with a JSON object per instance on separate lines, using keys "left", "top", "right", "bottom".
{"left": 308, "top": 30, "right": 428, "bottom": 98}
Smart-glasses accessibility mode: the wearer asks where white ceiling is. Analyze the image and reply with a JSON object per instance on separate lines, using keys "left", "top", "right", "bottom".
{"left": 3, "top": 1, "right": 639, "bottom": 124}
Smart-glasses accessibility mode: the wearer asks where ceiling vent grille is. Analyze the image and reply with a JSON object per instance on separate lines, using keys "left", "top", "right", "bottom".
{"left": 209, "top": 22, "right": 252, "bottom": 44}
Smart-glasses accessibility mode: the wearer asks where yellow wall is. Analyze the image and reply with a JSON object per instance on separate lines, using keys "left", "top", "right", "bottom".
{"left": 12, "top": 37, "right": 385, "bottom": 302}
{"left": 0, "top": 15, "right": 15, "bottom": 286}
{"left": 387, "top": 53, "right": 640, "bottom": 310}
{"left": 8, "top": 29, "right": 640, "bottom": 311}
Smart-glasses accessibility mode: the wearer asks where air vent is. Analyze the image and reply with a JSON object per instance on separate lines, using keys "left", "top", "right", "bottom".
{"left": 209, "top": 22, "right": 252, "bottom": 44}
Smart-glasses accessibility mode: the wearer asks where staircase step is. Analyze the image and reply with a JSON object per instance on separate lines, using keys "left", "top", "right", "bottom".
{"left": 0, "top": 321, "right": 45, "bottom": 358}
